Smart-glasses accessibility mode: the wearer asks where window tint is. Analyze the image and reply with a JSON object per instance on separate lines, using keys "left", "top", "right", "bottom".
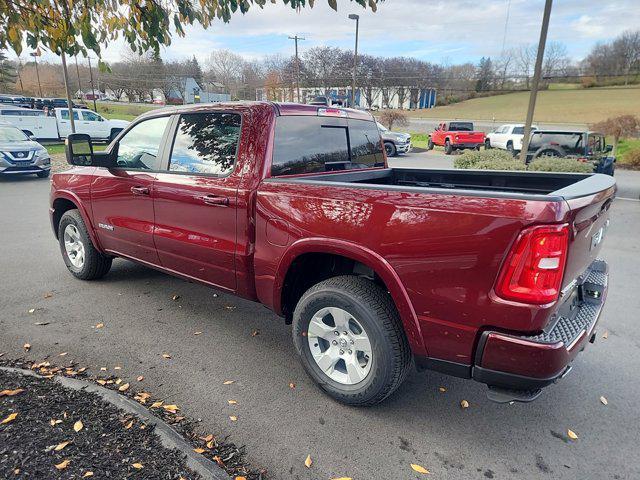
{"left": 449, "top": 122, "right": 473, "bottom": 131}
{"left": 168, "top": 112, "right": 241, "bottom": 175}
{"left": 529, "top": 132, "right": 584, "bottom": 152}
{"left": 116, "top": 116, "right": 169, "bottom": 170}
{"left": 60, "top": 109, "right": 79, "bottom": 120}
{"left": 82, "top": 110, "right": 102, "bottom": 121}
{"left": 512, "top": 127, "right": 524, "bottom": 135}
{"left": 271, "top": 116, "right": 383, "bottom": 176}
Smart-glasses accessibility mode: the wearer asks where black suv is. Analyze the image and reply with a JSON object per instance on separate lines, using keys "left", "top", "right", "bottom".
{"left": 526, "top": 130, "right": 615, "bottom": 176}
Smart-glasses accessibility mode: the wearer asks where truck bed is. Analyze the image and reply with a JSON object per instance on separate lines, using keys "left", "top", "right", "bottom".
{"left": 272, "top": 168, "right": 615, "bottom": 200}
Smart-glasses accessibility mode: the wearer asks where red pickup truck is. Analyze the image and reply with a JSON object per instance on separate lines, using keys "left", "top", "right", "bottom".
{"left": 428, "top": 121, "right": 486, "bottom": 154}
{"left": 51, "top": 102, "right": 614, "bottom": 406}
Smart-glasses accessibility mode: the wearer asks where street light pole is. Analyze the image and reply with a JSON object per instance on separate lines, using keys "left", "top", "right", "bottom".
{"left": 87, "top": 56, "right": 98, "bottom": 111}
{"left": 288, "top": 35, "right": 305, "bottom": 103}
{"left": 519, "top": 0, "right": 553, "bottom": 163}
{"left": 30, "top": 52, "right": 43, "bottom": 97}
{"left": 348, "top": 14, "right": 360, "bottom": 108}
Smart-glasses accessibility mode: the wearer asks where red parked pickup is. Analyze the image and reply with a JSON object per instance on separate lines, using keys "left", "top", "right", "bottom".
{"left": 51, "top": 102, "right": 614, "bottom": 406}
{"left": 428, "top": 121, "right": 486, "bottom": 154}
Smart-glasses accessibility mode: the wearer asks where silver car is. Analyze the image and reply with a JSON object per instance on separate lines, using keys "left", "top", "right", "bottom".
{"left": 377, "top": 122, "right": 411, "bottom": 156}
{"left": 0, "top": 122, "right": 51, "bottom": 178}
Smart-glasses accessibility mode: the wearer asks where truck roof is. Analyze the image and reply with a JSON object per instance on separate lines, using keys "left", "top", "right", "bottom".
{"left": 136, "top": 101, "right": 374, "bottom": 122}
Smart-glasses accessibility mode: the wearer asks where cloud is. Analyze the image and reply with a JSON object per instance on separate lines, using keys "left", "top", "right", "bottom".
{"left": 570, "top": 15, "right": 605, "bottom": 39}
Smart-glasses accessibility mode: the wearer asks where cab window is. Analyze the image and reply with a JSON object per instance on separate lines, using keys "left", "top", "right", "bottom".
{"left": 115, "top": 116, "right": 170, "bottom": 170}
{"left": 82, "top": 110, "right": 103, "bottom": 122}
{"left": 60, "top": 109, "right": 79, "bottom": 120}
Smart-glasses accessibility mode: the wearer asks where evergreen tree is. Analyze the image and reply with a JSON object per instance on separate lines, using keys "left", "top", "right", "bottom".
{"left": 475, "top": 57, "right": 493, "bottom": 92}
{"left": 0, "top": 50, "right": 17, "bottom": 91}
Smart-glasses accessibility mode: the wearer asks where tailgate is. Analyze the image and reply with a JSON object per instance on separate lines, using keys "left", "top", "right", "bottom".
{"left": 556, "top": 174, "right": 616, "bottom": 289}
{"left": 457, "top": 131, "right": 484, "bottom": 142}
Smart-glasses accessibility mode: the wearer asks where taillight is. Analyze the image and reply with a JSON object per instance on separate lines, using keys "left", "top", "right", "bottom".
{"left": 318, "top": 107, "right": 347, "bottom": 117}
{"left": 495, "top": 224, "right": 569, "bottom": 305}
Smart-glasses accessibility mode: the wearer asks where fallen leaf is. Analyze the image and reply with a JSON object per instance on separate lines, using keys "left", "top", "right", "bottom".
{"left": 163, "top": 404, "right": 179, "bottom": 413}
{"left": 55, "top": 459, "right": 70, "bottom": 470}
{"left": 289, "top": 382, "right": 296, "bottom": 389}
{"left": 73, "top": 420, "right": 83, "bottom": 432}
{"left": 82, "top": 472, "right": 94, "bottom": 478}
{"left": 95, "top": 323, "right": 104, "bottom": 329}
{"left": 225, "top": 305, "right": 236, "bottom": 310}
{"left": 162, "top": 353, "right": 171, "bottom": 359}
{"left": 28, "top": 308, "right": 35, "bottom": 314}
{"left": 228, "top": 400, "right": 238, "bottom": 405}
{"left": 115, "top": 379, "right": 122, "bottom": 385}
{"left": 96, "top": 380, "right": 107, "bottom": 385}
{"left": 137, "top": 376, "right": 144, "bottom": 382}
{"left": 229, "top": 415, "right": 238, "bottom": 421}
{"left": 235, "top": 477, "right": 247, "bottom": 480}
{"left": 460, "top": 400, "right": 469, "bottom": 409}
{"left": 124, "top": 420, "right": 134, "bottom": 429}
{"left": 207, "top": 439, "right": 215, "bottom": 449}
{"left": 172, "top": 295, "right": 180, "bottom": 301}
{"left": 251, "top": 329, "right": 260, "bottom": 337}
{"left": 202, "top": 434, "right": 214, "bottom": 442}
{"left": 602, "top": 330, "right": 608, "bottom": 339}
{"left": 44, "top": 292, "right": 53, "bottom": 298}
{"left": 58, "top": 352, "right": 68, "bottom": 357}
{"left": 54, "top": 441, "right": 71, "bottom": 451}
{"left": 134, "top": 392, "right": 151, "bottom": 404}
{"left": 114, "top": 366, "right": 122, "bottom": 370}
{"left": 1, "top": 412, "right": 18, "bottom": 424}
{"left": 304, "top": 454, "right": 312, "bottom": 468}
{"left": 567, "top": 429, "right": 578, "bottom": 440}
{"left": 193, "top": 448, "right": 206, "bottom": 454}
{"left": 223, "top": 380, "right": 235, "bottom": 385}
{"left": 23, "top": 343, "right": 31, "bottom": 352}
{"left": 194, "top": 331, "right": 202, "bottom": 335}
{"left": 78, "top": 367, "right": 87, "bottom": 373}
{"left": 438, "top": 387, "right": 446, "bottom": 393}
{"left": 151, "top": 401, "right": 163, "bottom": 408}
{"left": 99, "top": 366, "right": 106, "bottom": 371}
{"left": 118, "top": 383, "right": 130, "bottom": 392}
{"left": 0, "top": 353, "right": 4, "bottom": 357}
{"left": 600, "top": 396, "right": 608, "bottom": 405}
{"left": 50, "top": 419, "right": 62, "bottom": 426}
{"left": 0, "top": 389, "right": 24, "bottom": 397}
{"left": 34, "top": 322, "right": 50, "bottom": 326}
{"left": 330, "top": 477, "right": 353, "bottom": 480}
{"left": 132, "top": 463, "right": 143, "bottom": 469}
{"left": 411, "top": 464, "right": 430, "bottom": 474}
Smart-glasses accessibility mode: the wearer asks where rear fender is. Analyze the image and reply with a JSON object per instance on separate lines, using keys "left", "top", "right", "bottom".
{"left": 274, "top": 238, "right": 427, "bottom": 356}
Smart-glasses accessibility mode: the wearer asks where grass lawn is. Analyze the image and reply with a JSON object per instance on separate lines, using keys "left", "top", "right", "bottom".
{"left": 617, "top": 138, "right": 640, "bottom": 166}
{"left": 45, "top": 143, "right": 106, "bottom": 156}
{"left": 95, "top": 101, "right": 160, "bottom": 121}
{"left": 401, "top": 86, "right": 640, "bottom": 124}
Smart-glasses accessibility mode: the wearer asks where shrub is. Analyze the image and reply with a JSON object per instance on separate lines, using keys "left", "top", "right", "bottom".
{"left": 378, "top": 110, "right": 408, "bottom": 130}
{"left": 528, "top": 156, "right": 594, "bottom": 173}
{"left": 471, "top": 159, "right": 527, "bottom": 170}
{"left": 622, "top": 148, "right": 640, "bottom": 168}
{"left": 453, "top": 149, "right": 517, "bottom": 169}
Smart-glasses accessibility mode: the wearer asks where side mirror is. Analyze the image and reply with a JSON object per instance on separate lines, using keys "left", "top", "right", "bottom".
{"left": 604, "top": 144, "right": 613, "bottom": 153}
{"left": 65, "top": 133, "right": 115, "bottom": 167}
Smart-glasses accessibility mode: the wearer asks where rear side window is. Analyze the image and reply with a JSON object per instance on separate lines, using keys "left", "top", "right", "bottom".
{"left": 271, "top": 116, "right": 383, "bottom": 176}
{"left": 168, "top": 112, "right": 241, "bottom": 176}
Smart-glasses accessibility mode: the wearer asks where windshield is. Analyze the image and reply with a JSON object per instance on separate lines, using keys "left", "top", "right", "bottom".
{"left": 0, "top": 126, "right": 28, "bottom": 142}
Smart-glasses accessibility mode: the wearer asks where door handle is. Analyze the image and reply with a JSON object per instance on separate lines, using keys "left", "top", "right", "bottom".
{"left": 131, "top": 186, "right": 150, "bottom": 196}
{"left": 196, "top": 194, "right": 229, "bottom": 206}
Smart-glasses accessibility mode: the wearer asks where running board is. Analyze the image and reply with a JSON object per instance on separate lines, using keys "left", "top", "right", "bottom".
{"left": 486, "top": 386, "right": 542, "bottom": 404}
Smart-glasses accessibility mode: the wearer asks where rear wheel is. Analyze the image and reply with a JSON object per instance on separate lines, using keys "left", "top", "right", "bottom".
{"left": 484, "top": 139, "right": 491, "bottom": 150}
{"left": 384, "top": 142, "right": 397, "bottom": 157}
{"left": 292, "top": 276, "right": 412, "bottom": 406}
{"left": 444, "top": 139, "right": 453, "bottom": 155}
{"left": 506, "top": 141, "right": 515, "bottom": 155}
{"left": 427, "top": 138, "right": 434, "bottom": 150}
{"left": 58, "top": 209, "right": 112, "bottom": 280}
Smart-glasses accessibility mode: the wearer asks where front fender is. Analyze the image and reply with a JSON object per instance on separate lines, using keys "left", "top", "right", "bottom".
{"left": 274, "top": 237, "right": 427, "bottom": 356}
{"left": 51, "top": 190, "right": 103, "bottom": 252}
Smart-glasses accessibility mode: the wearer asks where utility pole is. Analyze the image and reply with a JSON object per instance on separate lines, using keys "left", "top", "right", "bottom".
{"left": 60, "top": 52, "right": 76, "bottom": 133}
{"left": 87, "top": 56, "right": 98, "bottom": 111}
{"left": 519, "top": 0, "right": 553, "bottom": 163}
{"left": 74, "top": 55, "right": 82, "bottom": 96}
{"left": 16, "top": 57, "right": 24, "bottom": 94}
{"left": 288, "top": 35, "right": 305, "bottom": 103}
{"left": 30, "top": 51, "right": 43, "bottom": 97}
{"left": 348, "top": 14, "right": 360, "bottom": 107}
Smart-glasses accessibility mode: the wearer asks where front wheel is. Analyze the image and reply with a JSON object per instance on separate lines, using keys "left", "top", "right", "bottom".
{"left": 37, "top": 169, "right": 50, "bottom": 178}
{"left": 427, "top": 138, "right": 434, "bottom": 150}
{"left": 444, "top": 140, "right": 453, "bottom": 155}
{"left": 384, "top": 142, "right": 397, "bottom": 157}
{"left": 292, "top": 276, "right": 412, "bottom": 406}
{"left": 58, "top": 209, "right": 112, "bottom": 280}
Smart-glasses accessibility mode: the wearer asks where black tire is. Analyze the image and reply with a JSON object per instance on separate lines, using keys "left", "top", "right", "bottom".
{"left": 427, "top": 138, "right": 434, "bottom": 150}
{"left": 292, "top": 276, "right": 412, "bottom": 406}
{"left": 475, "top": 145, "right": 481, "bottom": 151}
{"left": 534, "top": 146, "right": 565, "bottom": 159}
{"left": 484, "top": 139, "right": 491, "bottom": 150}
{"left": 58, "top": 209, "right": 112, "bottom": 280}
{"left": 37, "top": 169, "right": 50, "bottom": 178}
{"left": 384, "top": 142, "right": 397, "bottom": 157}
{"left": 444, "top": 139, "right": 453, "bottom": 155}
{"left": 506, "top": 141, "right": 515, "bottom": 155}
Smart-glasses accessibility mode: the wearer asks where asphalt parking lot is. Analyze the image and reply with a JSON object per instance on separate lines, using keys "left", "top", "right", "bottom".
{"left": 1, "top": 152, "right": 639, "bottom": 479}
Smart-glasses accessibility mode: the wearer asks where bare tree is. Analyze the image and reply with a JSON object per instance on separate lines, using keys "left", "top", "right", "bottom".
{"left": 515, "top": 44, "right": 537, "bottom": 88}
{"left": 614, "top": 30, "right": 640, "bottom": 85}
{"left": 591, "top": 115, "right": 640, "bottom": 155}
{"left": 206, "top": 49, "right": 246, "bottom": 97}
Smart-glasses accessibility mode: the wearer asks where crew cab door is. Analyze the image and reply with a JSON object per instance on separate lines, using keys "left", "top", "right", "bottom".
{"left": 90, "top": 115, "right": 172, "bottom": 264}
{"left": 152, "top": 111, "right": 241, "bottom": 292}
{"left": 78, "top": 109, "right": 111, "bottom": 139}
{"left": 57, "top": 108, "right": 79, "bottom": 138}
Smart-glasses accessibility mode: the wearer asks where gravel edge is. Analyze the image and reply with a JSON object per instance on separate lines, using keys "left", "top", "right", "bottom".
{"left": 0, "top": 366, "right": 230, "bottom": 480}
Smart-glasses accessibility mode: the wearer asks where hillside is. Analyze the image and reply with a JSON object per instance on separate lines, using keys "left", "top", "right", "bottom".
{"left": 406, "top": 86, "right": 640, "bottom": 124}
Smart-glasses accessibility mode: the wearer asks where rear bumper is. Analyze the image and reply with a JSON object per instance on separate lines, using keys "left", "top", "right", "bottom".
{"left": 452, "top": 142, "right": 482, "bottom": 149}
{"left": 472, "top": 259, "right": 608, "bottom": 391}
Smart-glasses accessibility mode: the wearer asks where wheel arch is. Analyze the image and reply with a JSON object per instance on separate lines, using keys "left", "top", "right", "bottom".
{"left": 51, "top": 192, "right": 102, "bottom": 251}
{"left": 274, "top": 238, "right": 426, "bottom": 356}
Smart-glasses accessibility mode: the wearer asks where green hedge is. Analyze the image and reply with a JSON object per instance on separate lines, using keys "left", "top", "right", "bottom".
{"left": 454, "top": 150, "right": 594, "bottom": 173}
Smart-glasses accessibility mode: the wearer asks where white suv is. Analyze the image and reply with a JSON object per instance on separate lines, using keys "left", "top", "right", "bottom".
{"left": 486, "top": 124, "right": 538, "bottom": 153}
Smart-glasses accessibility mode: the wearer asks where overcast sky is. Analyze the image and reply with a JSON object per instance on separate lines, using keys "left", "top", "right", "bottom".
{"left": 11, "top": 0, "right": 640, "bottom": 65}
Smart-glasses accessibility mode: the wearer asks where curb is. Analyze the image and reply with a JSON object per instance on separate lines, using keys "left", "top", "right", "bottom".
{"left": 0, "top": 367, "right": 230, "bottom": 480}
